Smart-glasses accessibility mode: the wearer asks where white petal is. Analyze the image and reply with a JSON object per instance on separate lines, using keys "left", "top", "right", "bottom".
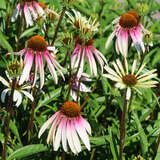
{"left": 66, "top": 120, "right": 77, "bottom": 154}
{"left": 74, "top": 118, "right": 90, "bottom": 151}
{"left": 61, "top": 117, "right": 68, "bottom": 152}
{"left": 13, "top": 90, "right": 22, "bottom": 107}
{"left": 21, "top": 90, "right": 34, "bottom": 102}
{"left": 54, "top": 118, "right": 63, "bottom": 151}
{"left": 1, "top": 89, "right": 10, "bottom": 103}
{"left": 70, "top": 120, "right": 81, "bottom": 153}
{"left": 0, "top": 76, "right": 9, "bottom": 87}
{"left": 126, "top": 88, "right": 131, "bottom": 100}
{"left": 103, "top": 74, "right": 119, "bottom": 82}
{"left": 131, "top": 60, "right": 137, "bottom": 75}
{"left": 38, "top": 111, "right": 59, "bottom": 138}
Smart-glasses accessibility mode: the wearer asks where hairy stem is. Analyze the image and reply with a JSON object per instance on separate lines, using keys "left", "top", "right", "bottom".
{"left": 2, "top": 78, "right": 16, "bottom": 160}
{"left": 51, "top": 6, "right": 66, "bottom": 46}
{"left": 27, "top": 87, "right": 38, "bottom": 144}
{"left": 119, "top": 89, "right": 127, "bottom": 160}
{"left": 61, "top": 151, "right": 66, "bottom": 160}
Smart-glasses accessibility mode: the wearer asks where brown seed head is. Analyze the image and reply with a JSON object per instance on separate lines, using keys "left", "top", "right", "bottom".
{"left": 122, "top": 74, "right": 137, "bottom": 86}
{"left": 27, "top": 35, "right": 47, "bottom": 52}
{"left": 61, "top": 101, "right": 81, "bottom": 117}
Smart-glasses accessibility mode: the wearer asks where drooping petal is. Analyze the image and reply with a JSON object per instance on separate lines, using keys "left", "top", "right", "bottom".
{"left": 80, "top": 83, "right": 91, "bottom": 92}
{"left": 19, "top": 50, "right": 34, "bottom": 85}
{"left": 103, "top": 74, "right": 119, "bottom": 82}
{"left": 121, "top": 29, "right": 128, "bottom": 57}
{"left": 29, "top": 3, "right": 38, "bottom": 20}
{"left": 38, "top": 111, "right": 59, "bottom": 138}
{"left": 61, "top": 117, "right": 68, "bottom": 152}
{"left": 79, "top": 116, "right": 91, "bottom": 135}
{"left": 33, "top": 1, "right": 45, "bottom": 17}
{"left": 1, "top": 89, "right": 10, "bottom": 103}
{"left": 0, "top": 76, "right": 9, "bottom": 87}
{"left": 37, "top": 53, "right": 44, "bottom": 89}
{"left": 74, "top": 118, "right": 90, "bottom": 151}
{"left": 12, "top": 3, "right": 21, "bottom": 22}
{"left": 126, "top": 88, "right": 131, "bottom": 100}
{"left": 44, "top": 52, "right": 58, "bottom": 84}
{"left": 32, "top": 52, "right": 38, "bottom": 87}
{"left": 21, "top": 90, "right": 34, "bottom": 102}
{"left": 105, "top": 29, "right": 117, "bottom": 49}
{"left": 24, "top": 2, "right": 33, "bottom": 27}
{"left": 86, "top": 47, "right": 97, "bottom": 76}
{"left": 70, "top": 119, "right": 81, "bottom": 153}
{"left": 66, "top": 119, "right": 77, "bottom": 154}
{"left": 54, "top": 117, "right": 63, "bottom": 151}
{"left": 13, "top": 90, "right": 22, "bottom": 107}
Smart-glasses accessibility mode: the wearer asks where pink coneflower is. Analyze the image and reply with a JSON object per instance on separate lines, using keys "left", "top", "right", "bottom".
{"left": 72, "top": 37, "right": 108, "bottom": 77}
{"left": 12, "top": 0, "right": 45, "bottom": 27}
{"left": 19, "top": 35, "right": 66, "bottom": 89}
{"left": 38, "top": 101, "right": 91, "bottom": 154}
{"left": 105, "top": 11, "right": 145, "bottom": 58}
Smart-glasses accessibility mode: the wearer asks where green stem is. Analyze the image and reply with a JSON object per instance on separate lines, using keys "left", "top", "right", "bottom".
{"left": 51, "top": 6, "right": 66, "bottom": 46}
{"left": 119, "top": 89, "right": 127, "bottom": 160}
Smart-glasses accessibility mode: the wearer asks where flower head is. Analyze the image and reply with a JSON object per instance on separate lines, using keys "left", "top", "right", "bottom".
{"left": 105, "top": 10, "right": 145, "bottom": 58}
{"left": 0, "top": 71, "right": 33, "bottom": 107}
{"left": 12, "top": 0, "right": 45, "bottom": 27}
{"left": 19, "top": 35, "right": 66, "bottom": 89}
{"left": 38, "top": 101, "right": 91, "bottom": 154}
{"left": 71, "top": 36, "right": 107, "bottom": 77}
{"left": 103, "top": 59, "right": 158, "bottom": 100}
{"left": 66, "top": 9, "right": 99, "bottom": 37}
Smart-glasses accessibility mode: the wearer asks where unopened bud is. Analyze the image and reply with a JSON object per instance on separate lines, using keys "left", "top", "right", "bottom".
{"left": 7, "top": 59, "right": 22, "bottom": 78}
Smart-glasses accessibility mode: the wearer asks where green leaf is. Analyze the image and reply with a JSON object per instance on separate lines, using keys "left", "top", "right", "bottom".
{"left": 0, "top": 31, "right": 13, "bottom": 52}
{"left": 107, "top": 127, "right": 119, "bottom": 160}
{"left": 20, "top": 26, "right": 38, "bottom": 39}
{"left": 7, "top": 144, "right": 48, "bottom": 160}
{"left": 10, "top": 120, "right": 23, "bottom": 146}
{"left": 36, "top": 86, "right": 67, "bottom": 110}
{"left": 133, "top": 111, "right": 148, "bottom": 155}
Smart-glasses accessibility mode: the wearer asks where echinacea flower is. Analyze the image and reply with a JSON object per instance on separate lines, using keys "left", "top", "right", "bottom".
{"left": 0, "top": 72, "right": 33, "bottom": 107}
{"left": 66, "top": 9, "right": 99, "bottom": 36}
{"left": 105, "top": 11, "right": 145, "bottom": 58}
{"left": 103, "top": 59, "right": 158, "bottom": 100}
{"left": 71, "top": 73, "right": 91, "bottom": 101}
{"left": 38, "top": 101, "right": 91, "bottom": 154}
{"left": 71, "top": 37, "right": 108, "bottom": 77}
{"left": 19, "top": 35, "right": 66, "bottom": 89}
{"left": 12, "top": 0, "right": 45, "bottom": 27}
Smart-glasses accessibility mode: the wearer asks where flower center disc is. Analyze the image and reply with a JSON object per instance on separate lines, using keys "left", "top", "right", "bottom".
{"left": 119, "top": 11, "right": 139, "bottom": 28}
{"left": 85, "top": 37, "right": 93, "bottom": 46}
{"left": 122, "top": 74, "right": 137, "bottom": 86}
{"left": 38, "top": 2, "right": 46, "bottom": 9}
{"left": 27, "top": 35, "right": 47, "bottom": 52}
{"left": 61, "top": 102, "right": 81, "bottom": 117}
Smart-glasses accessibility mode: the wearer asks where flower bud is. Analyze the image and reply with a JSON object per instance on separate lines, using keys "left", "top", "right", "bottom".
{"left": 7, "top": 59, "right": 22, "bottom": 78}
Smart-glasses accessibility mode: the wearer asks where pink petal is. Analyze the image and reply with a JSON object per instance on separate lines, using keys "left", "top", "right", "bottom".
{"left": 19, "top": 50, "right": 34, "bottom": 85}
{"left": 38, "top": 53, "right": 44, "bottom": 89}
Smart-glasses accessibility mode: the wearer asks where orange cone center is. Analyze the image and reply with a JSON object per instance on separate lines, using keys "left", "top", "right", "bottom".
{"left": 119, "top": 11, "right": 139, "bottom": 28}
{"left": 27, "top": 35, "right": 47, "bottom": 52}
{"left": 61, "top": 102, "right": 81, "bottom": 117}
{"left": 122, "top": 74, "right": 137, "bottom": 86}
